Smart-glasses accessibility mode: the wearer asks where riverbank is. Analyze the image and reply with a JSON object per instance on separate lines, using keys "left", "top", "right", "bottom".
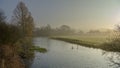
{"left": 51, "top": 37, "right": 101, "bottom": 48}
{"left": 51, "top": 36, "right": 120, "bottom": 52}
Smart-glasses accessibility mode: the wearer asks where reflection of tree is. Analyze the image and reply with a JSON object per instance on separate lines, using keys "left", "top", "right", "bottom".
{"left": 23, "top": 41, "right": 35, "bottom": 68}
{"left": 102, "top": 51, "right": 120, "bottom": 68}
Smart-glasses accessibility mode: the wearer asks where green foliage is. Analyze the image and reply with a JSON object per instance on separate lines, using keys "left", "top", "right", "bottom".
{"left": 30, "top": 46, "right": 47, "bottom": 53}
{"left": 0, "top": 11, "right": 21, "bottom": 45}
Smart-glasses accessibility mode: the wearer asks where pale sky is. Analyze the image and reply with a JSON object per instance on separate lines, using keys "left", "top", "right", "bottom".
{"left": 0, "top": 0, "right": 120, "bottom": 31}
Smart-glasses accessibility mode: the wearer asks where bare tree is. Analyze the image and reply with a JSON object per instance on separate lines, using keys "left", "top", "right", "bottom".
{"left": 12, "top": 1, "right": 34, "bottom": 37}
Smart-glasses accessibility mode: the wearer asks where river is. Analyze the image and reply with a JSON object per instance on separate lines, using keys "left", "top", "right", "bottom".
{"left": 30, "top": 37, "right": 120, "bottom": 68}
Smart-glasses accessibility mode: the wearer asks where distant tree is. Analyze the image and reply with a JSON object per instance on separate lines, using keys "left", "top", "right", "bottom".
{"left": 45, "top": 24, "right": 52, "bottom": 36}
{"left": 116, "top": 25, "right": 120, "bottom": 32}
{"left": 0, "top": 10, "right": 6, "bottom": 23}
{"left": 60, "top": 25, "right": 71, "bottom": 31}
{"left": 59, "top": 25, "right": 75, "bottom": 35}
{"left": 77, "top": 30, "right": 84, "bottom": 34}
{"left": 35, "top": 24, "right": 52, "bottom": 36}
{"left": 88, "top": 30, "right": 100, "bottom": 34}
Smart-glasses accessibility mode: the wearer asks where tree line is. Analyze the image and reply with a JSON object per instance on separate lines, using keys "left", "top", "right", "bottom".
{"left": 34, "top": 25, "right": 113, "bottom": 37}
{"left": 35, "top": 25, "right": 76, "bottom": 36}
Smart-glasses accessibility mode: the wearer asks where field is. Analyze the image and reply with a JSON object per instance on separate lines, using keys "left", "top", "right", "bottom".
{"left": 52, "top": 34, "right": 110, "bottom": 45}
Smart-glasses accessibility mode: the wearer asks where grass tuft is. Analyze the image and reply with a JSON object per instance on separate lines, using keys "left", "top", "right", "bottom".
{"left": 30, "top": 46, "right": 47, "bottom": 53}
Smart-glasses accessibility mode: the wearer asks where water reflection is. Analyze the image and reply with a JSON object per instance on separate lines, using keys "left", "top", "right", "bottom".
{"left": 103, "top": 51, "right": 120, "bottom": 68}
{"left": 33, "top": 37, "right": 51, "bottom": 51}
{"left": 77, "top": 45, "right": 79, "bottom": 49}
{"left": 71, "top": 46, "right": 74, "bottom": 49}
{"left": 23, "top": 51, "right": 35, "bottom": 68}
{"left": 23, "top": 40, "right": 47, "bottom": 68}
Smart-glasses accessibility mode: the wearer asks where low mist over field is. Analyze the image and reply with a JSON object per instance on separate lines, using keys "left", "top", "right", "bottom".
{"left": 1, "top": 0, "right": 120, "bottom": 68}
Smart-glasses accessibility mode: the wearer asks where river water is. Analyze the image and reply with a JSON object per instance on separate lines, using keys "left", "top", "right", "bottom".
{"left": 30, "top": 37, "right": 120, "bottom": 68}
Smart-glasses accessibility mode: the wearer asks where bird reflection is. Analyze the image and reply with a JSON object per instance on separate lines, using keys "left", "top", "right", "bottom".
{"left": 71, "top": 45, "right": 79, "bottom": 50}
{"left": 77, "top": 45, "right": 78, "bottom": 49}
{"left": 71, "top": 46, "right": 74, "bottom": 50}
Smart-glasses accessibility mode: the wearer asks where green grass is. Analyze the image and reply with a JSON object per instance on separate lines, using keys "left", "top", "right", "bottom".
{"left": 51, "top": 34, "right": 108, "bottom": 45}
{"left": 30, "top": 46, "right": 47, "bottom": 53}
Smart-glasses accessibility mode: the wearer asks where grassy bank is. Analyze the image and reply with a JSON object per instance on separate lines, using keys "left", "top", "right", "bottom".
{"left": 51, "top": 37, "right": 102, "bottom": 48}
{"left": 51, "top": 35, "right": 119, "bottom": 52}
{"left": 51, "top": 35, "right": 108, "bottom": 46}
{"left": 52, "top": 35, "right": 107, "bottom": 44}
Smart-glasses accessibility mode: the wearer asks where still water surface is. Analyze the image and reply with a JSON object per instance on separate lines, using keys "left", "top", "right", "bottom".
{"left": 30, "top": 37, "right": 119, "bottom": 68}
